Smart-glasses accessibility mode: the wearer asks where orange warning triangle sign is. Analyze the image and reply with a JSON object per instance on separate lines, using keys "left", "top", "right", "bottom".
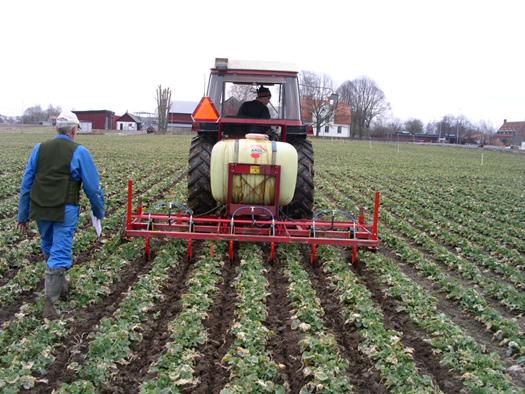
{"left": 192, "top": 96, "right": 220, "bottom": 122}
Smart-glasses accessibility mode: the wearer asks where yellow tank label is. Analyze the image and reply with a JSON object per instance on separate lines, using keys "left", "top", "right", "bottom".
{"left": 249, "top": 166, "right": 261, "bottom": 174}
{"left": 249, "top": 144, "right": 266, "bottom": 159}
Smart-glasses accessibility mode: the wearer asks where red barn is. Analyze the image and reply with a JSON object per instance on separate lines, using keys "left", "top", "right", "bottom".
{"left": 73, "top": 110, "right": 115, "bottom": 130}
{"left": 168, "top": 101, "right": 198, "bottom": 128}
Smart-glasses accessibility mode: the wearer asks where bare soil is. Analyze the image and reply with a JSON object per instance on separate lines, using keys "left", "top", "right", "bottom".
{"left": 264, "top": 254, "right": 307, "bottom": 392}
{"left": 188, "top": 254, "right": 239, "bottom": 393}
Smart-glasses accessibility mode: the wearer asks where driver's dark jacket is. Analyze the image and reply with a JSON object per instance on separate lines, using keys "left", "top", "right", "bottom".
{"left": 237, "top": 100, "right": 270, "bottom": 119}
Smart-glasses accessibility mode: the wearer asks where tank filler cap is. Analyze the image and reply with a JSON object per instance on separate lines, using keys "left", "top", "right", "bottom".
{"left": 245, "top": 133, "right": 268, "bottom": 140}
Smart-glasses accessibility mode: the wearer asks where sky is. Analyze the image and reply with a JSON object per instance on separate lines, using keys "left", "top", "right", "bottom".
{"left": 1, "top": 0, "right": 523, "bottom": 129}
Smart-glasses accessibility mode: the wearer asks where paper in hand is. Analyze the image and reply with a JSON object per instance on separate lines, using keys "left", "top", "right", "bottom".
{"left": 91, "top": 213, "right": 102, "bottom": 237}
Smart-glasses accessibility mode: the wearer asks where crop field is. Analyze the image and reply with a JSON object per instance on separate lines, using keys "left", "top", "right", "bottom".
{"left": 0, "top": 131, "right": 524, "bottom": 393}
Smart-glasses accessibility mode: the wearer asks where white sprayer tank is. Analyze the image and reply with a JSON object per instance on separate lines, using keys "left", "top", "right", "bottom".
{"left": 210, "top": 134, "right": 298, "bottom": 206}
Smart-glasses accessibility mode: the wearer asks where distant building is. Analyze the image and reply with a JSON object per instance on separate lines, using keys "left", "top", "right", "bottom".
{"left": 115, "top": 112, "right": 142, "bottom": 131}
{"left": 496, "top": 119, "right": 525, "bottom": 146}
{"left": 301, "top": 98, "right": 352, "bottom": 138}
{"left": 168, "top": 101, "right": 199, "bottom": 129}
{"left": 392, "top": 132, "right": 440, "bottom": 143}
{"left": 73, "top": 110, "right": 115, "bottom": 131}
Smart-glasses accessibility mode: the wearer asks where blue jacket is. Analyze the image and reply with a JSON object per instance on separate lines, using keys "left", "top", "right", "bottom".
{"left": 18, "top": 134, "right": 105, "bottom": 223}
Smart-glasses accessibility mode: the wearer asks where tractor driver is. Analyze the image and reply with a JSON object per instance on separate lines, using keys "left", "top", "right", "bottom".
{"left": 237, "top": 86, "right": 271, "bottom": 119}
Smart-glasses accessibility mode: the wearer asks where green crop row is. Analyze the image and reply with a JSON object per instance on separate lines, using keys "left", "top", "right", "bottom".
{"left": 220, "top": 244, "right": 284, "bottom": 393}
{"left": 317, "top": 245, "right": 439, "bottom": 393}
{"left": 140, "top": 243, "right": 225, "bottom": 392}
{"left": 319, "top": 177, "right": 525, "bottom": 313}
{"left": 0, "top": 239, "right": 144, "bottom": 393}
{"left": 364, "top": 251, "right": 522, "bottom": 392}
{"left": 279, "top": 244, "right": 353, "bottom": 393}
{"left": 383, "top": 232, "right": 525, "bottom": 357}
{"left": 56, "top": 240, "right": 187, "bottom": 393}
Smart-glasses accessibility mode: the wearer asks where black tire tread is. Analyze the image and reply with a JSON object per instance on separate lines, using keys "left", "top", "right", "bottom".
{"left": 285, "top": 137, "right": 314, "bottom": 219}
{"left": 187, "top": 135, "right": 216, "bottom": 214}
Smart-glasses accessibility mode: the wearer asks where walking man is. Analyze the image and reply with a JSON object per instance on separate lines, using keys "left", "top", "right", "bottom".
{"left": 17, "top": 110, "right": 105, "bottom": 319}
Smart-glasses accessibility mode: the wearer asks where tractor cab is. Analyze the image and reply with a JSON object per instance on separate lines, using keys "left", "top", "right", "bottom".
{"left": 193, "top": 58, "right": 312, "bottom": 142}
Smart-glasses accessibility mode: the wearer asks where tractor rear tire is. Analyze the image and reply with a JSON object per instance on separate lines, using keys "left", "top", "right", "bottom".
{"left": 188, "top": 135, "right": 216, "bottom": 215}
{"left": 284, "top": 137, "right": 314, "bottom": 219}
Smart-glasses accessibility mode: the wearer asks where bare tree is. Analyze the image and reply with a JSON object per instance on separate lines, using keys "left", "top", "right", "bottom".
{"left": 299, "top": 71, "right": 336, "bottom": 136}
{"left": 371, "top": 117, "right": 403, "bottom": 137}
{"left": 338, "top": 77, "right": 390, "bottom": 138}
{"left": 156, "top": 85, "right": 172, "bottom": 133}
{"left": 21, "top": 105, "right": 47, "bottom": 124}
{"left": 404, "top": 118, "right": 424, "bottom": 133}
{"left": 228, "top": 84, "right": 254, "bottom": 102}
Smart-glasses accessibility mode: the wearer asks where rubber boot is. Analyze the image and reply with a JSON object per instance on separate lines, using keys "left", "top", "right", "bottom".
{"left": 43, "top": 268, "right": 66, "bottom": 320}
{"left": 60, "top": 274, "right": 70, "bottom": 301}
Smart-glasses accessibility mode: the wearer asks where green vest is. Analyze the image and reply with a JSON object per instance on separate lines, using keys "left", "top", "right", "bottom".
{"left": 30, "top": 137, "right": 81, "bottom": 222}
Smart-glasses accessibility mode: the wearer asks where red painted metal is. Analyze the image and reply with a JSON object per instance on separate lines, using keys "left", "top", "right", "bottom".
{"left": 127, "top": 179, "right": 133, "bottom": 229}
{"left": 372, "top": 191, "right": 380, "bottom": 240}
{"left": 125, "top": 166, "right": 380, "bottom": 262}
{"left": 311, "top": 244, "right": 317, "bottom": 265}
{"left": 227, "top": 163, "right": 281, "bottom": 216}
{"left": 145, "top": 236, "right": 151, "bottom": 260}
{"left": 217, "top": 118, "right": 301, "bottom": 142}
{"left": 229, "top": 240, "right": 234, "bottom": 262}
{"left": 210, "top": 69, "right": 298, "bottom": 78}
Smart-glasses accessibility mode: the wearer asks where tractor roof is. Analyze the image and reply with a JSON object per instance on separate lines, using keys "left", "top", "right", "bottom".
{"left": 212, "top": 58, "right": 298, "bottom": 75}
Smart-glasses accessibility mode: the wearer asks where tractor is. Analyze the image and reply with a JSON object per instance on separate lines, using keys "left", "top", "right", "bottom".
{"left": 124, "top": 58, "right": 380, "bottom": 263}
{"left": 188, "top": 58, "right": 314, "bottom": 220}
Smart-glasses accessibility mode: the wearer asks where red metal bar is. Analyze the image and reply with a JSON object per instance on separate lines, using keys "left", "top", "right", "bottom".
{"left": 127, "top": 179, "right": 133, "bottom": 230}
{"left": 227, "top": 163, "right": 281, "bottom": 216}
{"left": 218, "top": 117, "right": 301, "bottom": 127}
{"left": 145, "top": 236, "right": 151, "bottom": 260}
{"left": 372, "top": 192, "right": 380, "bottom": 239}
{"left": 126, "top": 228, "right": 379, "bottom": 247}
{"left": 125, "top": 176, "right": 381, "bottom": 261}
{"left": 130, "top": 213, "right": 369, "bottom": 229}
{"left": 311, "top": 244, "right": 317, "bottom": 266}
{"left": 229, "top": 240, "right": 234, "bottom": 262}
{"left": 358, "top": 207, "right": 365, "bottom": 225}
{"left": 352, "top": 245, "right": 358, "bottom": 264}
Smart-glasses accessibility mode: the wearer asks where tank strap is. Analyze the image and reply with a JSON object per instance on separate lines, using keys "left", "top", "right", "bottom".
{"left": 234, "top": 139, "right": 240, "bottom": 163}
{"left": 271, "top": 141, "right": 277, "bottom": 165}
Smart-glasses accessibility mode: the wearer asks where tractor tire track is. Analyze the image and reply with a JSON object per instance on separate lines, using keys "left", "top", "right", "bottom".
{"left": 299, "top": 246, "right": 388, "bottom": 394}
{"left": 25, "top": 245, "right": 160, "bottom": 394}
{"left": 264, "top": 252, "right": 306, "bottom": 392}
{"left": 352, "top": 259, "right": 465, "bottom": 393}
{"left": 101, "top": 243, "right": 199, "bottom": 393}
{"left": 189, "top": 255, "right": 239, "bottom": 393}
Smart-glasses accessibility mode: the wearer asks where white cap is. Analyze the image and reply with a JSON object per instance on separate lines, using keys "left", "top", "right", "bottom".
{"left": 56, "top": 110, "right": 81, "bottom": 130}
